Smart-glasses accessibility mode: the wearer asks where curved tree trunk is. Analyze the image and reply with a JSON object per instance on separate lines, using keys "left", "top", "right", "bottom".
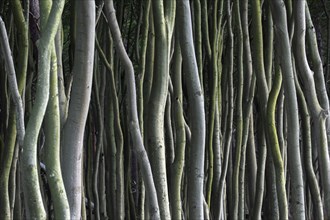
{"left": 177, "top": 0, "right": 206, "bottom": 218}
{"left": 61, "top": 1, "right": 95, "bottom": 219}
{"left": 20, "top": 0, "right": 64, "bottom": 218}
{"left": 0, "top": 1, "right": 330, "bottom": 219}
{"left": 270, "top": 1, "right": 306, "bottom": 218}
{"left": 44, "top": 46, "right": 70, "bottom": 219}
{"left": 104, "top": 1, "right": 160, "bottom": 219}
{"left": 145, "top": 0, "right": 171, "bottom": 218}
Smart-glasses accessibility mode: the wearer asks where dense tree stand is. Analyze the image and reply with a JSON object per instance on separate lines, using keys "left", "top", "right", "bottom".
{"left": 0, "top": 0, "right": 330, "bottom": 219}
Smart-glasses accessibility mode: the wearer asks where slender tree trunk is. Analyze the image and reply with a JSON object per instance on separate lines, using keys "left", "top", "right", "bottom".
{"left": 104, "top": 1, "right": 160, "bottom": 219}
{"left": 44, "top": 46, "right": 70, "bottom": 219}
{"left": 0, "top": 17, "right": 25, "bottom": 220}
{"left": 178, "top": 0, "right": 206, "bottom": 218}
{"left": 295, "top": 71, "right": 324, "bottom": 220}
{"left": 241, "top": 0, "right": 256, "bottom": 212}
{"left": 206, "top": 0, "right": 224, "bottom": 208}
{"left": 137, "top": 0, "right": 151, "bottom": 136}
{"left": 293, "top": 1, "right": 330, "bottom": 218}
{"left": 232, "top": 1, "right": 244, "bottom": 219}
{"left": 0, "top": 0, "right": 28, "bottom": 216}
{"left": 20, "top": 0, "right": 64, "bottom": 218}
{"left": 170, "top": 31, "right": 185, "bottom": 220}
{"left": 216, "top": 2, "right": 234, "bottom": 218}
{"left": 270, "top": 1, "right": 306, "bottom": 218}
{"left": 266, "top": 61, "right": 288, "bottom": 219}
{"left": 62, "top": 1, "right": 95, "bottom": 218}
{"left": 250, "top": 0, "right": 269, "bottom": 218}
{"left": 246, "top": 113, "right": 257, "bottom": 211}
{"left": 145, "top": 0, "right": 171, "bottom": 218}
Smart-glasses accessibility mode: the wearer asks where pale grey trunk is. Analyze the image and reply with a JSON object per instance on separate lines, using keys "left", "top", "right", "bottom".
{"left": 293, "top": 1, "right": 330, "bottom": 218}
{"left": 270, "top": 1, "right": 306, "bottom": 219}
{"left": 0, "top": 17, "right": 25, "bottom": 146}
{"left": 216, "top": 1, "right": 234, "bottom": 217}
{"left": 0, "top": 16, "right": 25, "bottom": 220}
{"left": 104, "top": 1, "right": 160, "bottom": 219}
{"left": 61, "top": 1, "right": 95, "bottom": 219}
{"left": 250, "top": 0, "right": 269, "bottom": 217}
{"left": 44, "top": 47, "right": 70, "bottom": 219}
{"left": 170, "top": 33, "right": 185, "bottom": 220}
{"left": 20, "top": 0, "right": 64, "bottom": 218}
{"left": 55, "top": 22, "right": 68, "bottom": 128}
{"left": 177, "top": 0, "right": 206, "bottom": 219}
{"left": 146, "top": 0, "right": 171, "bottom": 218}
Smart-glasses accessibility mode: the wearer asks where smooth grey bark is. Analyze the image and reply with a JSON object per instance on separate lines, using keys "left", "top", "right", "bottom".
{"left": 265, "top": 153, "right": 279, "bottom": 220}
{"left": 200, "top": 0, "right": 211, "bottom": 59}
{"left": 61, "top": 1, "right": 95, "bottom": 219}
{"left": 232, "top": 1, "right": 244, "bottom": 219}
{"left": 270, "top": 1, "right": 306, "bottom": 219}
{"left": 0, "top": 17, "right": 25, "bottom": 220}
{"left": 143, "top": 11, "right": 155, "bottom": 109}
{"left": 165, "top": 94, "right": 174, "bottom": 164}
{"left": 250, "top": 0, "right": 269, "bottom": 217}
{"left": 55, "top": 23, "right": 68, "bottom": 128}
{"left": 264, "top": 4, "right": 280, "bottom": 219}
{"left": 206, "top": 0, "right": 224, "bottom": 208}
{"left": 246, "top": 113, "right": 257, "bottom": 209}
{"left": 170, "top": 34, "right": 186, "bottom": 220}
{"left": 264, "top": 3, "right": 274, "bottom": 88}
{"left": 0, "top": 17, "right": 25, "bottom": 146}
{"left": 238, "top": 75, "right": 256, "bottom": 220}
{"left": 293, "top": 1, "right": 330, "bottom": 218}
{"left": 241, "top": 0, "right": 256, "bottom": 210}
{"left": 104, "top": 1, "right": 160, "bottom": 219}
{"left": 212, "top": 102, "right": 221, "bottom": 213}
{"left": 177, "top": 0, "right": 206, "bottom": 219}
{"left": 193, "top": 0, "right": 203, "bottom": 86}
{"left": 295, "top": 74, "right": 324, "bottom": 220}
{"left": 216, "top": 2, "right": 234, "bottom": 217}
{"left": 305, "top": 5, "right": 330, "bottom": 158}
{"left": 164, "top": 0, "right": 176, "bottom": 44}
{"left": 137, "top": 0, "right": 151, "bottom": 136}
{"left": 266, "top": 61, "right": 287, "bottom": 219}
{"left": 20, "top": 0, "right": 64, "bottom": 218}
{"left": 276, "top": 89, "right": 286, "bottom": 166}
{"left": 305, "top": 6, "right": 330, "bottom": 115}
{"left": 12, "top": 157, "right": 21, "bottom": 219}
{"left": 44, "top": 46, "right": 70, "bottom": 219}
{"left": 91, "top": 70, "right": 102, "bottom": 220}
{"left": 145, "top": 0, "right": 171, "bottom": 218}
{"left": 95, "top": 35, "right": 125, "bottom": 219}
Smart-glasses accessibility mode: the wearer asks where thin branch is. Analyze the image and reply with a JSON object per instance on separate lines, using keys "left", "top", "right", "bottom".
{"left": 0, "top": 16, "right": 25, "bottom": 146}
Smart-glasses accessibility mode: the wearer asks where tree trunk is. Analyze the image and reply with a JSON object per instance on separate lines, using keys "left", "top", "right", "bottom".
{"left": 177, "top": 0, "right": 206, "bottom": 218}
{"left": 270, "top": 1, "right": 306, "bottom": 218}
{"left": 61, "top": 1, "right": 95, "bottom": 218}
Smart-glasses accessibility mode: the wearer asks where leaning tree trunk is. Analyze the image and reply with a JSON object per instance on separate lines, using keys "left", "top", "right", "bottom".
{"left": 0, "top": 0, "right": 28, "bottom": 218}
{"left": 104, "top": 0, "right": 160, "bottom": 219}
{"left": 20, "top": 0, "right": 64, "bottom": 218}
{"left": 0, "top": 16, "right": 25, "bottom": 220}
